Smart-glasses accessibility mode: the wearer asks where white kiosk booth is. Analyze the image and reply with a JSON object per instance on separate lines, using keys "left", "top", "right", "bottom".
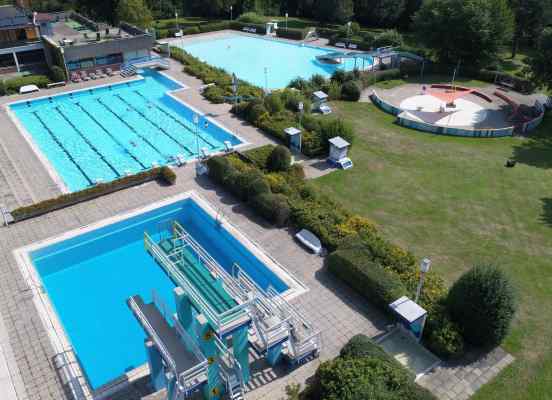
{"left": 328, "top": 136, "right": 353, "bottom": 169}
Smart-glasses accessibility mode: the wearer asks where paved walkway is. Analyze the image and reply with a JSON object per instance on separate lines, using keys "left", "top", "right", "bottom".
{"left": 0, "top": 47, "right": 514, "bottom": 400}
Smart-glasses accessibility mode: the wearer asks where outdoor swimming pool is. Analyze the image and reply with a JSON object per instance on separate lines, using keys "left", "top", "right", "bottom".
{"left": 22, "top": 194, "right": 295, "bottom": 390}
{"left": 9, "top": 69, "right": 242, "bottom": 192}
{"left": 178, "top": 34, "right": 373, "bottom": 89}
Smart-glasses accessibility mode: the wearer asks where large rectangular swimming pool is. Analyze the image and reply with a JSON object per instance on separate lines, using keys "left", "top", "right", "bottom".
{"left": 20, "top": 193, "right": 297, "bottom": 390}
{"left": 177, "top": 34, "right": 372, "bottom": 89}
{"left": 9, "top": 69, "right": 242, "bottom": 192}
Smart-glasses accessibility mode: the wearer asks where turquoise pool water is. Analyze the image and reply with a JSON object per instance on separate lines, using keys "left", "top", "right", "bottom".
{"left": 178, "top": 34, "right": 372, "bottom": 89}
{"left": 10, "top": 70, "right": 242, "bottom": 192}
{"left": 30, "top": 197, "right": 288, "bottom": 390}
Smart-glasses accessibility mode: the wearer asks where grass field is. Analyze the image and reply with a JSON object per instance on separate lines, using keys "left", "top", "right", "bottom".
{"left": 312, "top": 101, "right": 552, "bottom": 400}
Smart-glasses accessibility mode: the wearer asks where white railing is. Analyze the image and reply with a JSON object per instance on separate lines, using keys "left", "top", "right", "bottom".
{"left": 144, "top": 231, "right": 249, "bottom": 331}
{"left": 128, "top": 296, "right": 178, "bottom": 373}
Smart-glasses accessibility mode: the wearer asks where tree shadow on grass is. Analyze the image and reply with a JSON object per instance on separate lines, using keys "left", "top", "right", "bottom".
{"left": 539, "top": 198, "right": 552, "bottom": 228}
{"left": 511, "top": 114, "right": 552, "bottom": 169}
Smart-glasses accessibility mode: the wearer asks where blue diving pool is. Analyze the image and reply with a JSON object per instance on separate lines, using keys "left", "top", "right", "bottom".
{"left": 30, "top": 197, "right": 288, "bottom": 390}
{"left": 10, "top": 69, "right": 241, "bottom": 192}
{"left": 178, "top": 34, "right": 373, "bottom": 89}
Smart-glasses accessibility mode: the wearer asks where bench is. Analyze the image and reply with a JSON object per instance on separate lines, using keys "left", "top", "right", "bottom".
{"left": 47, "top": 81, "right": 66, "bottom": 88}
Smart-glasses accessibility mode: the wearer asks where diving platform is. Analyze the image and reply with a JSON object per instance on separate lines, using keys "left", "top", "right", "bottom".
{"left": 138, "top": 220, "right": 321, "bottom": 399}
{"left": 127, "top": 294, "right": 209, "bottom": 396}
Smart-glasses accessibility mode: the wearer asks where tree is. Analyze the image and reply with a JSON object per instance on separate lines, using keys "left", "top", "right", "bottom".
{"left": 354, "top": 0, "right": 406, "bottom": 27}
{"left": 447, "top": 264, "right": 517, "bottom": 347}
{"left": 315, "top": 0, "right": 354, "bottom": 23}
{"left": 267, "top": 145, "right": 292, "bottom": 172}
{"left": 413, "top": 0, "right": 514, "bottom": 66}
{"left": 509, "top": 0, "right": 549, "bottom": 57}
{"left": 116, "top": 0, "right": 153, "bottom": 28}
{"left": 530, "top": 27, "right": 552, "bottom": 90}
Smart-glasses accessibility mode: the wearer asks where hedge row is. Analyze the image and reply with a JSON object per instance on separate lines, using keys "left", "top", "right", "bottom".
{"left": 0, "top": 75, "right": 51, "bottom": 96}
{"left": 276, "top": 27, "right": 309, "bottom": 40}
{"left": 10, "top": 167, "right": 176, "bottom": 222}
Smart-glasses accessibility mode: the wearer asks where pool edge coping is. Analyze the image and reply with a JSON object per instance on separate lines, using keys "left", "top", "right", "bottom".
{"left": 12, "top": 189, "right": 308, "bottom": 399}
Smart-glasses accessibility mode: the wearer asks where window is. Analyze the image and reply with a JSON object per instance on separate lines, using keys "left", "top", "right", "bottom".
{"left": 66, "top": 57, "right": 95, "bottom": 71}
{"left": 95, "top": 53, "right": 123, "bottom": 66}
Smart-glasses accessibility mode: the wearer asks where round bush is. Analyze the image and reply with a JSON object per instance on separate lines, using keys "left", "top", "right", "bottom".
{"left": 250, "top": 192, "right": 290, "bottom": 226}
{"left": 447, "top": 264, "right": 516, "bottom": 347}
{"left": 340, "top": 334, "right": 393, "bottom": 363}
{"left": 341, "top": 80, "right": 361, "bottom": 101}
{"left": 247, "top": 177, "right": 270, "bottom": 198}
{"left": 159, "top": 166, "right": 176, "bottom": 185}
{"left": 331, "top": 69, "right": 347, "bottom": 84}
{"left": 206, "top": 156, "right": 231, "bottom": 184}
{"left": 267, "top": 145, "right": 292, "bottom": 172}
{"left": 245, "top": 101, "right": 268, "bottom": 124}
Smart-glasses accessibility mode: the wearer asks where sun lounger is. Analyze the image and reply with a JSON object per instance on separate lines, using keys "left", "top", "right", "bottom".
{"left": 295, "top": 229, "right": 322, "bottom": 254}
{"left": 105, "top": 68, "right": 115, "bottom": 76}
{"left": 335, "top": 42, "right": 346, "bottom": 48}
{"left": 89, "top": 72, "right": 97, "bottom": 80}
{"left": 80, "top": 71, "right": 90, "bottom": 81}
{"left": 19, "top": 85, "right": 40, "bottom": 94}
{"left": 176, "top": 154, "right": 186, "bottom": 166}
{"left": 96, "top": 69, "right": 106, "bottom": 78}
{"left": 71, "top": 73, "right": 82, "bottom": 83}
{"left": 224, "top": 140, "right": 233, "bottom": 152}
{"left": 200, "top": 147, "right": 209, "bottom": 159}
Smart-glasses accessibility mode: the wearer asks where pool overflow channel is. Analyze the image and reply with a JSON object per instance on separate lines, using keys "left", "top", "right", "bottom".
{"left": 129, "top": 221, "right": 321, "bottom": 400}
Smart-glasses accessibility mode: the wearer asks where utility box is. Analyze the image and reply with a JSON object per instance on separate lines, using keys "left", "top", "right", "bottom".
{"left": 284, "top": 127, "right": 302, "bottom": 153}
{"left": 328, "top": 136, "right": 353, "bottom": 169}
{"left": 389, "top": 296, "right": 427, "bottom": 342}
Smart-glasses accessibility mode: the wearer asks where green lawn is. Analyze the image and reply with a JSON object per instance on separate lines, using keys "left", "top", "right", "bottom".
{"left": 312, "top": 101, "right": 552, "bottom": 400}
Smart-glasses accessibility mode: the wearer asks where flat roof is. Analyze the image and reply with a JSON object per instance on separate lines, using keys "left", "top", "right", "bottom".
{"left": 329, "top": 136, "right": 350, "bottom": 148}
{"left": 47, "top": 18, "right": 135, "bottom": 47}
{"left": 389, "top": 296, "right": 427, "bottom": 323}
{"left": 0, "top": 5, "right": 33, "bottom": 29}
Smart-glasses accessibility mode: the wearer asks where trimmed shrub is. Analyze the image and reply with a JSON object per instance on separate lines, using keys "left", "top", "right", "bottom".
{"left": 232, "top": 169, "right": 265, "bottom": 201}
{"left": 340, "top": 334, "right": 394, "bottom": 362}
{"left": 372, "top": 29, "right": 403, "bottom": 48}
{"left": 198, "top": 21, "right": 230, "bottom": 33}
{"left": 341, "top": 80, "right": 361, "bottom": 101}
{"left": 327, "top": 247, "right": 407, "bottom": 308}
{"left": 11, "top": 168, "right": 167, "bottom": 222}
{"left": 288, "top": 77, "right": 311, "bottom": 92}
{"left": 265, "top": 173, "right": 292, "bottom": 194}
{"left": 310, "top": 74, "right": 326, "bottom": 89}
{"left": 206, "top": 156, "right": 232, "bottom": 184}
{"left": 250, "top": 192, "right": 291, "bottom": 226}
{"left": 245, "top": 100, "right": 269, "bottom": 124}
{"left": 202, "top": 85, "right": 226, "bottom": 103}
{"left": 276, "top": 27, "right": 308, "bottom": 40}
{"left": 310, "top": 357, "right": 411, "bottom": 400}
{"left": 247, "top": 177, "right": 270, "bottom": 198}
{"left": 447, "top": 264, "right": 517, "bottom": 347}
{"left": 264, "top": 93, "right": 284, "bottom": 114}
{"left": 267, "top": 145, "right": 292, "bottom": 172}
{"left": 1, "top": 75, "right": 51, "bottom": 95}
{"left": 237, "top": 12, "right": 265, "bottom": 24}
{"left": 242, "top": 145, "right": 275, "bottom": 169}
{"left": 49, "top": 65, "right": 66, "bottom": 82}
{"left": 425, "top": 312, "right": 465, "bottom": 359}
{"left": 159, "top": 166, "right": 176, "bottom": 185}
{"left": 183, "top": 26, "right": 200, "bottom": 35}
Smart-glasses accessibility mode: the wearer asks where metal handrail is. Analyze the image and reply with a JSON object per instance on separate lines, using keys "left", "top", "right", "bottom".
{"left": 128, "top": 296, "right": 177, "bottom": 373}
{"left": 145, "top": 232, "right": 249, "bottom": 330}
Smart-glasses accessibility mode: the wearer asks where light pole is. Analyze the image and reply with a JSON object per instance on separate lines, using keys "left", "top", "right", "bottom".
{"left": 230, "top": 5, "right": 233, "bottom": 21}
{"left": 175, "top": 10, "right": 179, "bottom": 34}
{"left": 298, "top": 101, "right": 303, "bottom": 125}
{"left": 415, "top": 258, "right": 431, "bottom": 303}
{"left": 285, "top": 12, "right": 288, "bottom": 31}
{"left": 347, "top": 21, "right": 351, "bottom": 37}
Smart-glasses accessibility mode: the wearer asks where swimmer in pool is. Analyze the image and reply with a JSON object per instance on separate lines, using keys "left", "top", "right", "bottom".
{"left": 130, "top": 141, "right": 137, "bottom": 147}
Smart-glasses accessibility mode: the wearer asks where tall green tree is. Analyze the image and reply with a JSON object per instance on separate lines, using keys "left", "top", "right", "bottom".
{"left": 413, "top": 0, "right": 514, "bottom": 66}
{"left": 315, "top": 0, "right": 354, "bottom": 23}
{"left": 509, "top": 0, "right": 549, "bottom": 57}
{"left": 116, "top": 0, "right": 153, "bottom": 27}
{"left": 354, "top": 0, "right": 406, "bottom": 27}
{"left": 530, "top": 27, "right": 552, "bottom": 90}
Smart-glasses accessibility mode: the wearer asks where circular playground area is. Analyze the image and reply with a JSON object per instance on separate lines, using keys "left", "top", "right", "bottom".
{"left": 368, "top": 83, "right": 547, "bottom": 137}
{"left": 399, "top": 94, "right": 488, "bottom": 127}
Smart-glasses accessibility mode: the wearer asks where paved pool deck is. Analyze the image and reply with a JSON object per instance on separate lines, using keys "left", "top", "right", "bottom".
{"left": 0, "top": 44, "right": 513, "bottom": 400}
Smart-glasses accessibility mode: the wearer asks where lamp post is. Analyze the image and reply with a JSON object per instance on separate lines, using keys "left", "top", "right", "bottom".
{"left": 298, "top": 101, "right": 303, "bottom": 125}
{"left": 230, "top": 5, "right": 233, "bottom": 21}
{"left": 285, "top": 12, "right": 288, "bottom": 31}
{"left": 175, "top": 11, "right": 179, "bottom": 33}
{"left": 347, "top": 21, "right": 351, "bottom": 37}
{"left": 415, "top": 258, "right": 431, "bottom": 303}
